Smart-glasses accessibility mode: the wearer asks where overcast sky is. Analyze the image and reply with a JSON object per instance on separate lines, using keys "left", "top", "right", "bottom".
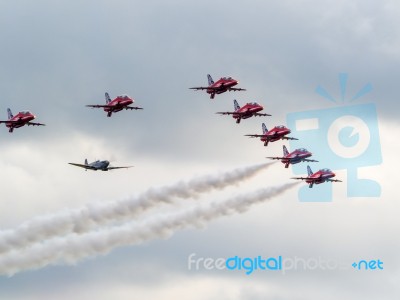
{"left": 0, "top": 1, "right": 398, "bottom": 299}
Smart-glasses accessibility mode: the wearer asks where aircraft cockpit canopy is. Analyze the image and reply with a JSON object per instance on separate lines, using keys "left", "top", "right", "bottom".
{"left": 321, "top": 168, "right": 332, "bottom": 173}
{"left": 20, "top": 111, "right": 31, "bottom": 115}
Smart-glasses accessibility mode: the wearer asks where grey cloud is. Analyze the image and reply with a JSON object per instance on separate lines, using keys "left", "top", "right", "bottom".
{"left": 0, "top": 0, "right": 397, "bottom": 299}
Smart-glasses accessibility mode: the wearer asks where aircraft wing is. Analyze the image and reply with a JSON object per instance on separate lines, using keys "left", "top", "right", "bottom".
{"left": 327, "top": 179, "right": 342, "bottom": 182}
{"left": 124, "top": 106, "right": 143, "bottom": 110}
{"left": 217, "top": 111, "right": 262, "bottom": 116}
{"left": 191, "top": 86, "right": 232, "bottom": 91}
{"left": 281, "top": 136, "right": 299, "bottom": 141}
{"left": 86, "top": 104, "right": 108, "bottom": 108}
{"left": 68, "top": 163, "right": 96, "bottom": 170}
{"left": 228, "top": 87, "right": 246, "bottom": 91}
{"left": 291, "top": 176, "right": 310, "bottom": 180}
{"left": 189, "top": 87, "right": 209, "bottom": 90}
{"left": 254, "top": 112, "right": 272, "bottom": 117}
{"left": 0, "top": 120, "right": 45, "bottom": 126}
{"left": 216, "top": 111, "right": 236, "bottom": 115}
{"left": 107, "top": 166, "right": 133, "bottom": 170}
{"left": 303, "top": 158, "right": 319, "bottom": 163}
{"left": 244, "top": 134, "right": 265, "bottom": 138}
{"left": 266, "top": 156, "right": 284, "bottom": 160}
{"left": 27, "top": 122, "right": 46, "bottom": 126}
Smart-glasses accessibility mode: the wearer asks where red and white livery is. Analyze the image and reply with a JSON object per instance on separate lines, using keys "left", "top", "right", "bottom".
{"left": 190, "top": 74, "right": 246, "bottom": 99}
{"left": 292, "top": 165, "right": 342, "bottom": 188}
{"left": 245, "top": 123, "right": 298, "bottom": 146}
{"left": 216, "top": 100, "right": 271, "bottom": 124}
{"left": 86, "top": 92, "right": 143, "bottom": 117}
{"left": 267, "top": 145, "right": 318, "bottom": 168}
{"left": 0, "top": 108, "right": 45, "bottom": 133}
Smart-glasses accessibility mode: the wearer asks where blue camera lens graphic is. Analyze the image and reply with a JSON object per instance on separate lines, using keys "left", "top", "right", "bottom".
{"left": 338, "top": 126, "right": 359, "bottom": 147}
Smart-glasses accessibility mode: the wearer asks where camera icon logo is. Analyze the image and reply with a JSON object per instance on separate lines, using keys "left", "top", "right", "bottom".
{"left": 286, "top": 73, "right": 382, "bottom": 202}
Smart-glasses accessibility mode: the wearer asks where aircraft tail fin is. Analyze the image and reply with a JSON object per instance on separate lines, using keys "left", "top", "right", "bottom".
{"left": 105, "top": 92, "right": 111, "bottom": 104}
{"left": 7, "top": 108, "right": 13, "bottom": 120}
{"left": 207, "top": 74, "right": 214, "bottom": 86}
{"left": 234, "top": 99, "right": 240, "bottom": 111}
{"left": 307, "top": 165, "right": 313, "bottom": 176}
{"left": 85, "top": 159, "right": 88, "bottom": 166}
{"left": 283, "top": 145, "right": 289, "bottom": 156}
{"left": 262, "top": 123, "right": 268, "bottom": 134}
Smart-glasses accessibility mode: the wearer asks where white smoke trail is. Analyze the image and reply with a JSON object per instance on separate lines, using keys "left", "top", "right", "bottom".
{"left": 0, "top": 182, "right": 298, "bottom": 276}
{"left": 0, "top": 163, "right": 272, "bottom": 254}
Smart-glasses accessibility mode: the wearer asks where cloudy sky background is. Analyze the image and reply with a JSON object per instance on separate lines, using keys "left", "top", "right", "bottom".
{"left": 0, "top": 0, "right": 398, "bottom": 299}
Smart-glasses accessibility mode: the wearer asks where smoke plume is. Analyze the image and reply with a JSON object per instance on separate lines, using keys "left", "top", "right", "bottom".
{"left": 0, "top": 182, "right": 298, "bottom": 276}
{"left": 0, "top": 163, "right": 271, "bottom": 254}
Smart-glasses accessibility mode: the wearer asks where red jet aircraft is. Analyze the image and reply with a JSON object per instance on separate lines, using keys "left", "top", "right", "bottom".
{"left": 216, "top": 100, "right": 271, "bottom": 124}
{"left": 267, "top": 145, "right": 318, "bottom": 168}
{"left": 245, "top": 123, "right": 298, "bottom": 146}
{"left": 0, "top": 108, "right": 45, "bottom": 133}
{"left": 86, "top": 92, "right": 143, "bottom": 117}
{"left": 190, "top": 74, "right": 246, "bottom": 99}
{"left": 292, "top": 165, "right": 342, "bottom": 188}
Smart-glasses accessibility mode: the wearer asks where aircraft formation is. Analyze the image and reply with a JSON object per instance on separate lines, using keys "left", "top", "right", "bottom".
{"left": 0, "top": 92, "right": 140, "bottom": 171}
{"left": 1, "top": 73, "right": 341, "bottom": 185}
{"left": 191, "top": 74, "right": 342, "bottom": 188}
